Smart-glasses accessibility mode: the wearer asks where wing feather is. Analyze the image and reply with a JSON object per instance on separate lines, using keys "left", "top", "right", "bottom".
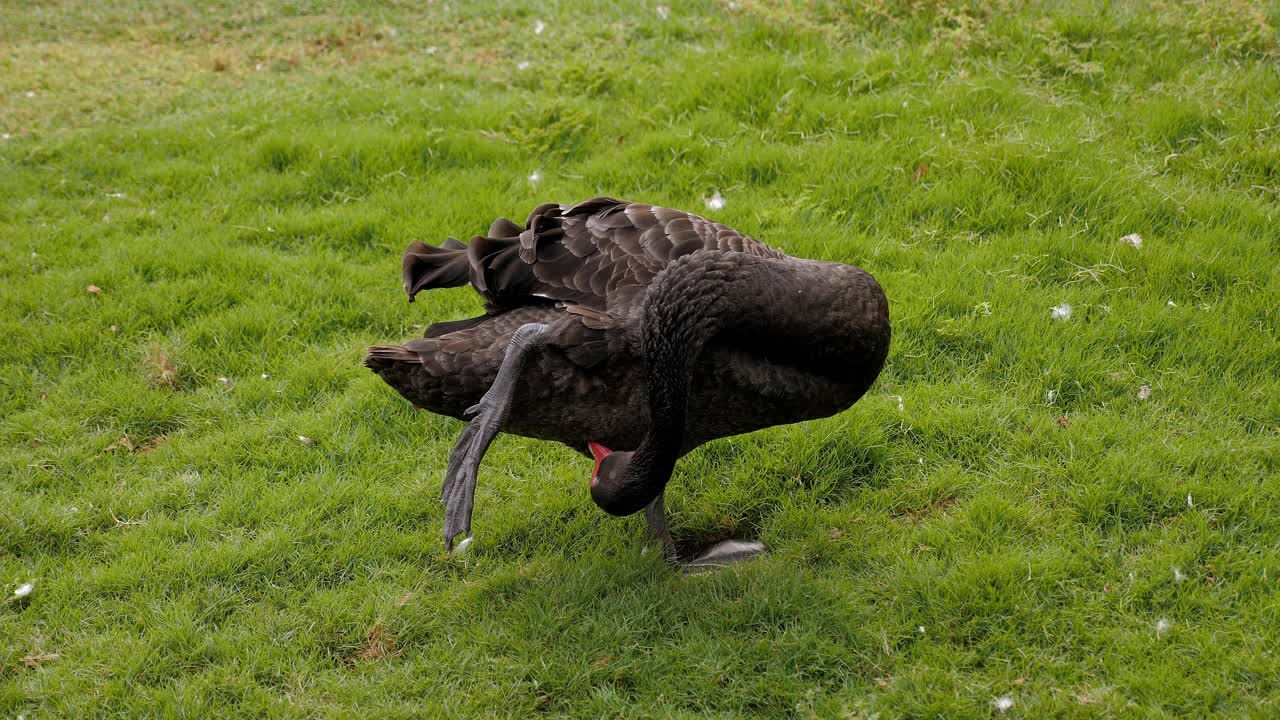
{"left": 406, "top": 197, "right": 783, "bottom": 325}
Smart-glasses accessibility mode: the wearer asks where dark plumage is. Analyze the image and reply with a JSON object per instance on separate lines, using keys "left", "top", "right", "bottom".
{"left": 365, "top": 197, "right": 890, "bottom": 566}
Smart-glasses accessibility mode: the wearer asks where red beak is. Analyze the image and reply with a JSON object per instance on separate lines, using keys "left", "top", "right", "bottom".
{"left": 589, "top": 441, "right": 612, "bottom": 485}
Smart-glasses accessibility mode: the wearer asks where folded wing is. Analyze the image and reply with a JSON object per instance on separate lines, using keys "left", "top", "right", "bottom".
{"left": 402, "top": 197, "right": 784, "bottom": 329}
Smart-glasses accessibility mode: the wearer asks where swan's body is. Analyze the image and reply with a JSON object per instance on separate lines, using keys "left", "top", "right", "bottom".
{"left": 365, "top": 197, "right": 890, "bottom": 565}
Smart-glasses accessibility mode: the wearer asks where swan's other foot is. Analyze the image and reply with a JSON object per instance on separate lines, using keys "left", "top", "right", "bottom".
{"left": 681, "top": 539, "right": 768, "bottom": 573}
{"left": 641, "top": 493, "right": 767, "bottom": 571}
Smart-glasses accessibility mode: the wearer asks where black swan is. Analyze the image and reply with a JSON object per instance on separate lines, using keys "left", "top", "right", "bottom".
{"left": 365, "top": 197, "right": 890, "bottom": 569}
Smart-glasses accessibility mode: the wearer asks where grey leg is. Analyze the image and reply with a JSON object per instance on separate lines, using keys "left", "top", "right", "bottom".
{"left": 644, "top": 494, "right": 678, "bottom": 564}
{"left": 441, "top": 323, "right": 549, "bottom": 551}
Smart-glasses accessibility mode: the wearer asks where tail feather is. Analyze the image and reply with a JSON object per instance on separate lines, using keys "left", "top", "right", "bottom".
{"left": 364, "top": 344, "right": 422, "bottom": 371}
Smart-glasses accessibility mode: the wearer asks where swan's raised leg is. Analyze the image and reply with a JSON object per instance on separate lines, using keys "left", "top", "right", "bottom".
{"left": 643, "top": 493, "right": 767, "bottom": 571}
{"left": 441, "top": 322, "right": 549, "bottom": 551}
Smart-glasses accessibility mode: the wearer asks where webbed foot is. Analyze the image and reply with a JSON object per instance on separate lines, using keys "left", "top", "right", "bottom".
{"left": 438, "top": 322, "right": 549, "bottom": 552}
{"left": 680, "top": 539, "right": 768, "bottom": 573}
{"left": 643, "top": 493, "right": 767, "bottom": 572}
{"left": 441, "top": 417, "right": 485, "bottom": 551}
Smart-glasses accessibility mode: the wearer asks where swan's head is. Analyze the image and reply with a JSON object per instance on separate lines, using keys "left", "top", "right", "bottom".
{"left": 588, "top": 442, "right": 653, "bottom": 516}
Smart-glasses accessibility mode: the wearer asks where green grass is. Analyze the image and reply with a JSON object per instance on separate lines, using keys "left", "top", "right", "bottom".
{"left": 3, "top": 0, "right": 1279, "bottom": 716}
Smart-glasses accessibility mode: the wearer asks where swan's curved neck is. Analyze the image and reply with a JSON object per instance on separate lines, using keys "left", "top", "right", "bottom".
{"left": 623, "top": 252, "right": 759, "bottom": 498}
{"left": 629, "top": 398, "right": 685, "bottom": 488}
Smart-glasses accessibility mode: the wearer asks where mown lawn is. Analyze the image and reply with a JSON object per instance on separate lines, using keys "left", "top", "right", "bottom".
{"left": 2, "top": 1, "right": 1279, "bottom": 716}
